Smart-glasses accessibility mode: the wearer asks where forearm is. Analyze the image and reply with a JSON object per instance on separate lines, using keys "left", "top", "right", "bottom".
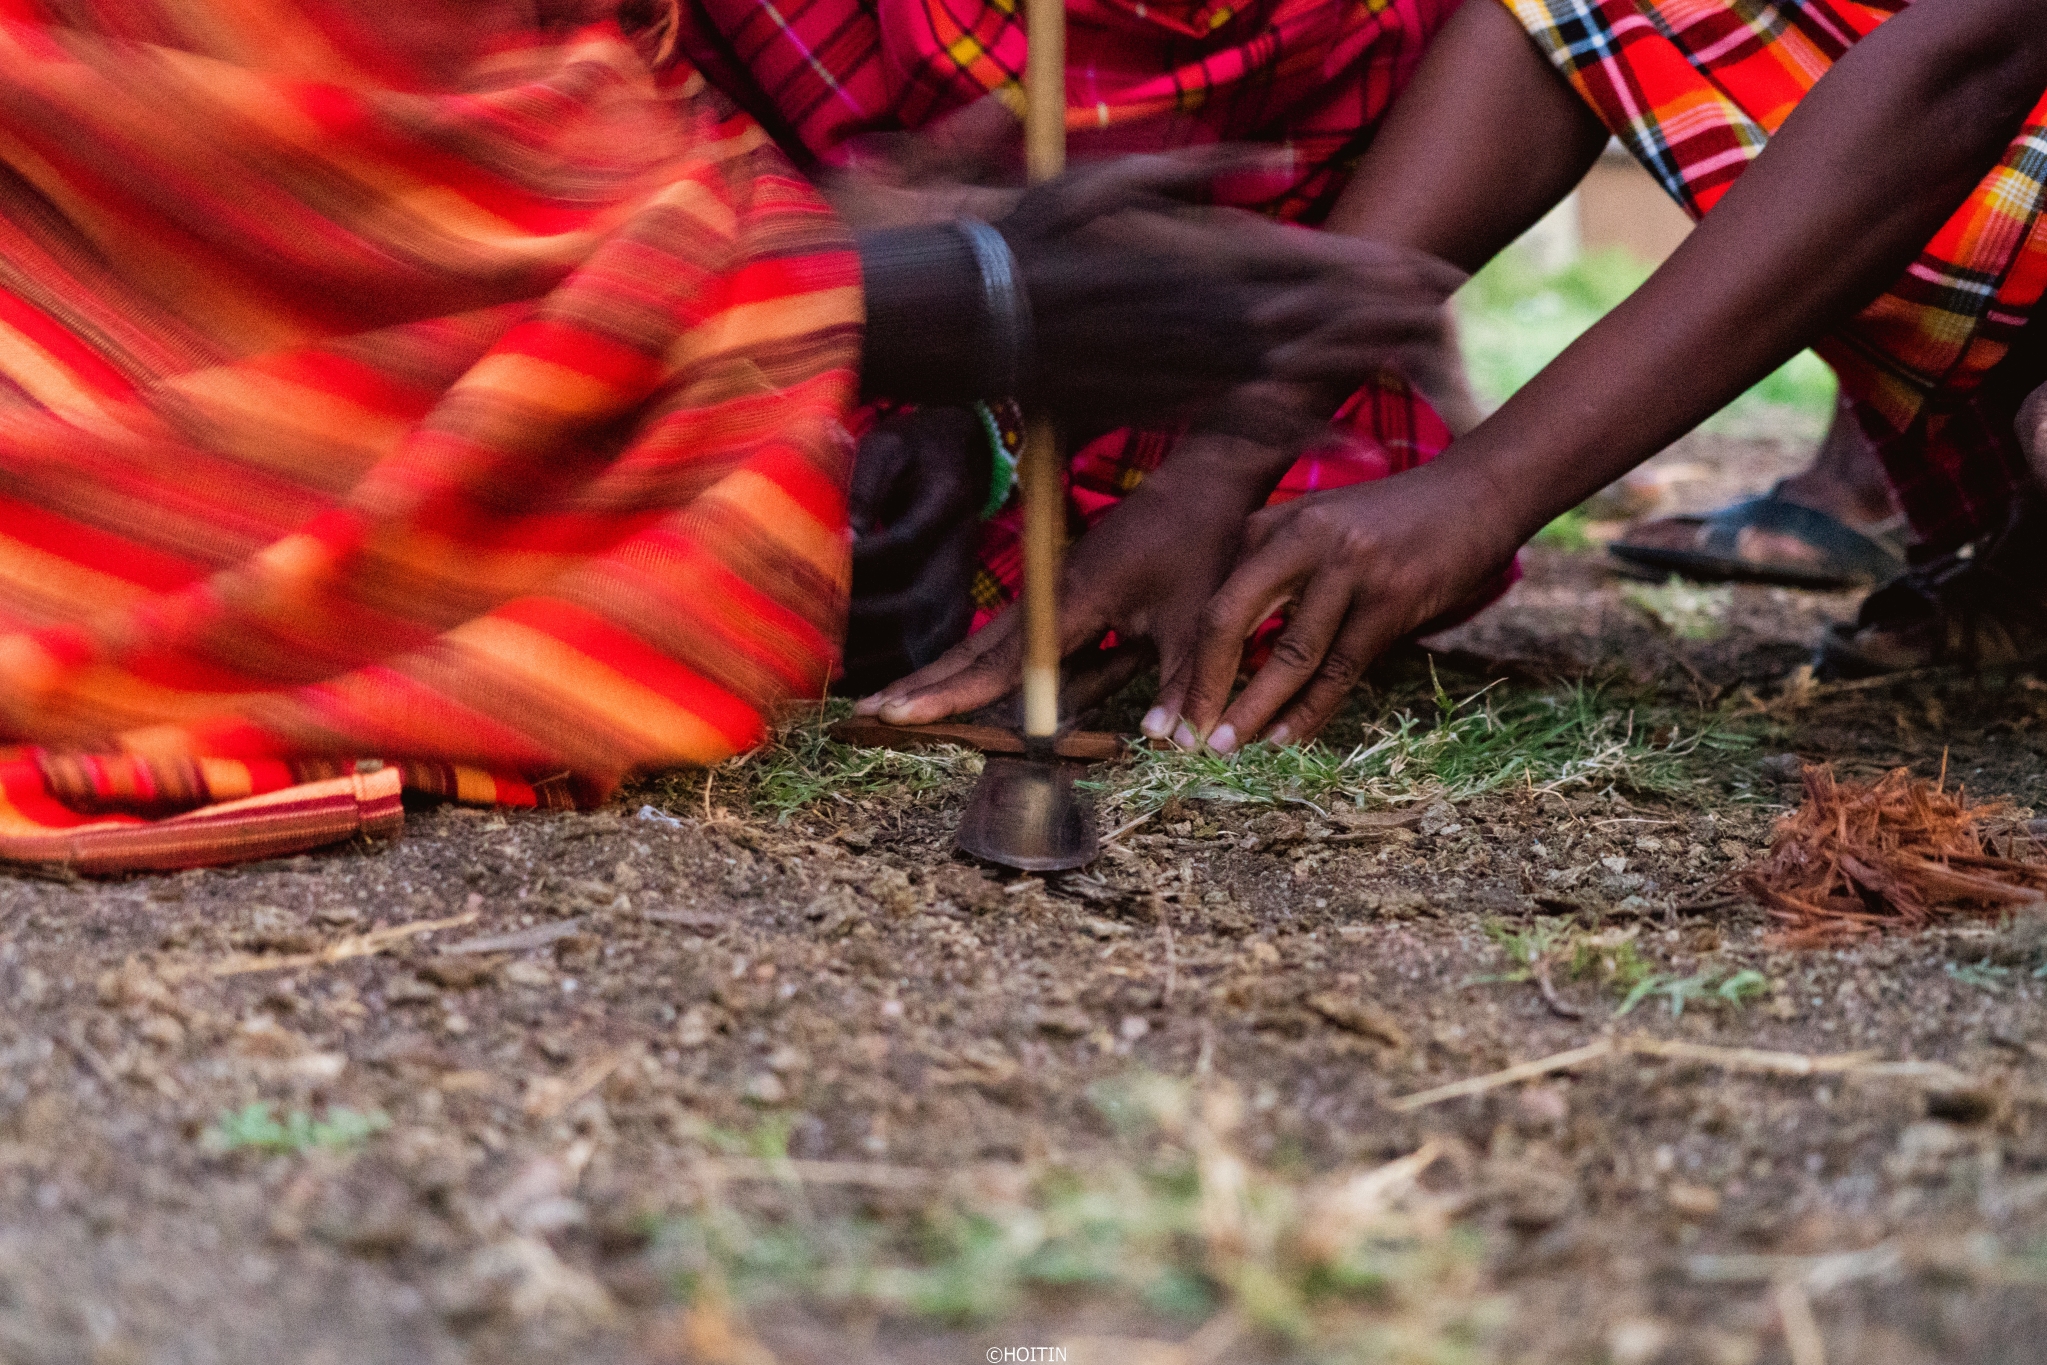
{"left": 1451, "top": 0, "right": 2047, "bottom": 543}
{"left": 1324, "top": 0, "right": 1608, "bottom": 267}
{"left": 856, "top": 224, "right": 1026, "bottom": 405}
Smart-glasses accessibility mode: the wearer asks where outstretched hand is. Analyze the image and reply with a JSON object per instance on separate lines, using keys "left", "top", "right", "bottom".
{"left": 853, "top": 407, "right": 1311, "bottom": 726}
{"left": 1080, "top": 210, "right": 1476, "bottom": 426}
{"left": 1149, "top": 460, "right": 1520, "bottom": 753}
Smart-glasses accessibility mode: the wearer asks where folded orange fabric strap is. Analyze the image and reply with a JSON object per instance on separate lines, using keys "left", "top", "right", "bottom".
{"left": 0, "top": 1, "right": 861, "bottom": 870}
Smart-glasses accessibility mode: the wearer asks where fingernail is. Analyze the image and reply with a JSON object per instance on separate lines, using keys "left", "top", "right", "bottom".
{"left": 1141, "top": 707, "right": 1172, "bottom": 738}
{"left": 1172, "top": 722, "right": 1200, "bottom": 750}
{"left": 1208, "top": 724, "right": 1238, "bottom": 755}
{"left": 1266, "top": 724, "right": 1292, "bottom": 747}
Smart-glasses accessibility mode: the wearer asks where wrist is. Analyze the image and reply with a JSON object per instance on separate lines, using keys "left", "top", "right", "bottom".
{"left": 1149, "top": 430, "right": 1302, "bottom": 509}
{"left": 856, "top": 221, "right": 1033, "bottom": 404}
{"left": 1427, "top": 431, "right": 1579, "bottom": 552}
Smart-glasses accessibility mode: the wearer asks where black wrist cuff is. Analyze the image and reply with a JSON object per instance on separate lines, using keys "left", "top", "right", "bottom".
{"left": 857, "top": 221, "right": 1032, "bottom": 404}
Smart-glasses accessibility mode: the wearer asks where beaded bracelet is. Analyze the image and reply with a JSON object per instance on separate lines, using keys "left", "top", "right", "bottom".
{"left": 975, "top": 398, "right": 1025, "bottom": 519}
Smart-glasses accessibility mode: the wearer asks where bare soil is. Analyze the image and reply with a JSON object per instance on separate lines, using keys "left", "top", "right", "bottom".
{"left": 4, "top": 429, "right": 2047, "bottom": 1365}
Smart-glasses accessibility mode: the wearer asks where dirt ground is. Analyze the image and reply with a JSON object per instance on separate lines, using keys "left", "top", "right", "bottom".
{"left": 5, "top": 428, "right": 2047, "bottom": 1365}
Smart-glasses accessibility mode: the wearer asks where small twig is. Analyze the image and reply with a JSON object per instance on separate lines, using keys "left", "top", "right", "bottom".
{"left": 1386, "top": 1039, "right": 1616, "bottom": 1112}
{"left": 1387, "top": 1036, "right": 1959, "bottom": 1112}
{"left": 56, "top": 1031, "right": 124, "bottom": 1088}
{"left": 441, "top": 918, "right": 584, "bottom": 957}
{"left": 693, "top": 1158, "right": 936, "bottom": 1190}
{"left": 1532, "top": 961, "right": 1584, "bottom": 1020}
{"left": 1626, "top": 1037, "right": 1882, "bottom": 1076}
{"left": 1157, "top": 890, "right": 1177, "bottom": 1007}
{"left": 526, "top": 1046, "right": 637, "bottom": 1120}
{"left": 1102, "top": 810, "right": 1156, "bottom": 845}
{"left": 1688, "top": 1242, "right": 1901, "bottom": 1290}
{"left": 198, "top": 909, "right": 482, "bottom": 979}
{"left": 1671, "top": 867, "right": 1744, "bottom": 909}
{"left": 1774, "top": 1278, "right": 1828, "bottom": 1365}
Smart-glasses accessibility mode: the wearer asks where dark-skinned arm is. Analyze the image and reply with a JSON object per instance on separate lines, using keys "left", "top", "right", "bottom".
{"left": 1160, "top": 0, "right": 2047, "bottom": 753}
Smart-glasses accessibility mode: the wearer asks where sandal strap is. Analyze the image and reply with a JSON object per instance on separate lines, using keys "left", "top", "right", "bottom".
{"left": 1697, "top": 487, "right": 1904, "bottom": 582}
{"left": 1852, "top": 498, "right": 2047, "bottom": 644}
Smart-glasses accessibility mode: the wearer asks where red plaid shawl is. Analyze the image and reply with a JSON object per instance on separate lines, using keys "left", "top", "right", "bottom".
{"left": 1504, "top": 0, "right": 2047, "bottom": 551}
{"left": 0, "top": 0, "right": 861, "bottom": 870}
{"left": 678, "top": 0, "right": 1456, "bottom": 221}
{"left": 676, "top": 0, "right": 1464, "bottom": 625}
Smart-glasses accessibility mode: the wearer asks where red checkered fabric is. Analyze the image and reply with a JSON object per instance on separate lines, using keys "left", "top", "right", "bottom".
{"left": 1503, "top": 0, "right": 2047, "bottom": 552}
{"left": 675, "top": 0, "right": 1468, "bottom": 623}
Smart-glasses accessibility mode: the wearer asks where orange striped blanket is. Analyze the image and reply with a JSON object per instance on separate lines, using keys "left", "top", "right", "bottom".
{"left": 0, "top": 1, "right": 861, "bottom": 871}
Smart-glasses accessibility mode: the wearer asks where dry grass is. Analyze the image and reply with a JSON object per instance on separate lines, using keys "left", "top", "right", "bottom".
{"left": 1746, "top": 764, "right": 2047, "bottom": 946}
{"left": 654, "top": 1075, "right": 1502, "bottom": 1363}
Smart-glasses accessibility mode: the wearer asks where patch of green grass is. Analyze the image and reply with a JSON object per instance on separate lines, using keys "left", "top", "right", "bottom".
{"left": 1531, "top": 506, "right": 1597, "bottom": 552}
{"left": 202, "top": 1102, "right": 390, "bottom": 1156}
{"left": 655, "top": 1073, "right": 1501, "bottom": 1358}
{"left": 1468, "top": 918, "right": 1573, "bottom": 986}
{"left": 1097, "top": 678, "right": 1750, "bottom": 819}
{"left": 670, "top": 673, "right": 1755, "bottom": 832}
{"left": 1615, "top": 966, "right": 1771, "bottom": 1018}
{"left": 1457, "top": 246, "right": 1836, "bottom": 440}
{"left": 1946, "top": 958, "right": 2017, "bottom": 992}
{"left": 1620, "top": 576, "right": 1736, "bottom": 641}
{"left": 1469, "top": 920, "right": 1769, "bottom": 1018}
{"left": 645, "top": 699, "right": 981, "bottom": 824}
{"left": 699, "top": 1114, "right": 797, "bottom": 1160}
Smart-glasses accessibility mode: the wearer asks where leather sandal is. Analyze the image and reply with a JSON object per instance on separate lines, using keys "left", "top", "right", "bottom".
{"left": 1610, "top": 479, "right": 1906, "bottom": 589}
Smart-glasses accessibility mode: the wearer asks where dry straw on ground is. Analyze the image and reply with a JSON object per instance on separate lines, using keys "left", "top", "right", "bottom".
{"left": 1746, "top": 763, "right": 2047, "bottom": 946}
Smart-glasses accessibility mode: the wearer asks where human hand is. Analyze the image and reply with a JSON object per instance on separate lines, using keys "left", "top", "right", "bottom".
{"left": 821, "top": 96, "right": 1025, "bottom": 229}
{"left": 1243, "top": 221, "right": 1476, "bottom": 429}
{"left": 853, "top": 416, "right": 1305, "bottom": 724}
{"left": 1147, "top": 460, "right": 1521, "bottom": 752}
{"left": 992, "top": 151, "right": 1314, "bottom": 430}
{"left": 840, "top": 407, "right": 992, "bottom": 695}
{"left": 1007, "top": 201, "right": 1472, "bottom": 432}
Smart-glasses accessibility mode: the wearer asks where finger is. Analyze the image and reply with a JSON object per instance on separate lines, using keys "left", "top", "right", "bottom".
{"left": 1144, "top": 653, "right": 1193, "bottom": 743}
{"left": 1250, "top": 289, "right": 1447, "bottom": 339}
{"left": 1235, "top": 502, "right": 1292, "bottom": 561}
{"left": 1197, "top": 571, "right": 1355, "bottom": 755}
{"left": 1252, "top": 603, "right": 1406, "bottom": 747}
{"left": 1172, "top": 548, "right": 1316, "bottom": 748}
{"left": 853, "top": 609, "right": 1016, "bottom": 715}
{"left": 874, "top": 623, "right": 1025, "bottom": 725}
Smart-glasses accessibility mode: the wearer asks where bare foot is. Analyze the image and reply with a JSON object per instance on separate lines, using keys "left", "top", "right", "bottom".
{"left": 1617, "top": 394, "right": 1901, "bottom": 580}
{"left": 1776, "top": 394, "right": 1900, "bottom": 527}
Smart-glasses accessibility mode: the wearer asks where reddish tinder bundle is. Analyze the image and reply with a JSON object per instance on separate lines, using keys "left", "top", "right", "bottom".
{"left": 1747, "top": 765, "right": 2047, "bottom": 946}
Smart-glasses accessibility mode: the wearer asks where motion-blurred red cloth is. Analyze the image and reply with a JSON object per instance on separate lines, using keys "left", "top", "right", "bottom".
{"left": 0, "top": 0, "right": 861, "bottom": 869}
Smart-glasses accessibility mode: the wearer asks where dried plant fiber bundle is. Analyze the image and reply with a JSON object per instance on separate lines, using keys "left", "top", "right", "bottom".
{"left": 1747, "top": 765, "right": 2047, "bottom": 946}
